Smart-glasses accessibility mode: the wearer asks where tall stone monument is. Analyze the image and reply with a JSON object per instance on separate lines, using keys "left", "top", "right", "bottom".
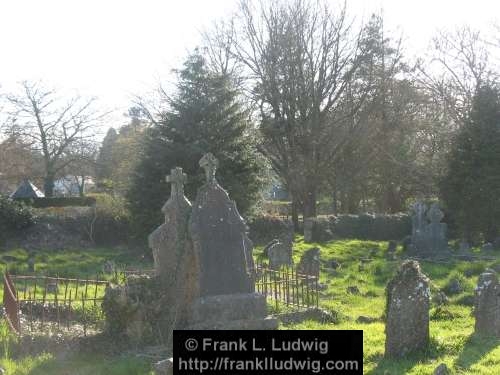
{"left": 474, "top": 270, "right": 500, "bottom": 337}
{"left": 149, "top": 167, "right": 192, "bottom": 283}
{"left": 186, "top": 153, "right": 276, "bottom": 329}
{"left": 385, "top": 260, "right": 431, "bottom": 357}
{"left": 189, "top": 153, "right": 254, "bottom": 296}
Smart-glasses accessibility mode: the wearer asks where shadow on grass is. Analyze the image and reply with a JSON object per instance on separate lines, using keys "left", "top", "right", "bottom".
{"left": 454, "top": 333, "right": 500, "bottom": 371}
{"left": 369, "top": 337, "right": 449, "bottom": 375}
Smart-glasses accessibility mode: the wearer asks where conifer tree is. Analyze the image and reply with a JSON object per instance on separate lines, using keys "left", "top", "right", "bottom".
{"left": 127, "top": 52, "right": 264, "bottom": 236}
{"left": 441, "top": 84, "right": 500, "bottom": 242}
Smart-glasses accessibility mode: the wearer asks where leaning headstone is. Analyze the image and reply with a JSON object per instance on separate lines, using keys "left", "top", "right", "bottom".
{"left": 297, "top": 247, "right": 321, "bottom": 276}
{"left": 267, "top": 236, "right": 293, "bottom": 270}
{"left": 189, "top": 153, "right": 254, "bottom": 296}
{"left": 385, "top": 260, "right": 430, "bottom": 357}
{"left": 474, "top": 270, "right": 500, "bottom": 337}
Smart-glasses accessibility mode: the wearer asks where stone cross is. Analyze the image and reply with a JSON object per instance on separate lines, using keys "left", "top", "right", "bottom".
{"left": 199, "top": 153, "right": 218, "bottom": 184}
{"left": 166, "top": 167, "right": 187, "bottom": 198}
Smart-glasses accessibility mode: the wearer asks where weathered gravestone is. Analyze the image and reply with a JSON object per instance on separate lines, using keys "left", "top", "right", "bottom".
{"left": 148, "top": 166, "right": 199, "bottom": 325}
{"left": 385, "top": 260, "right": 431, "bottom": 357}
{"left": 103, "top": 167, "right": 200, "bottom": 345}
{"left": 408, "top": 201, "right": 449, "bottom": 258}
{"left": 297, "top": 247, "right": 321, "bottom": 276}
{"left": 186, "top": 153, "right": 276, "bottom": 330}
{"left": 267, "top": 229, "right": 293, "bottom": 270}
{"left": 189, "top": 153, "right": 254, "bottom": 296}
{"left": 149, "top": 167, "right": 193, "bottom": 285}
{"left": 474, "top": 269, "right": 500, "bottom": 337}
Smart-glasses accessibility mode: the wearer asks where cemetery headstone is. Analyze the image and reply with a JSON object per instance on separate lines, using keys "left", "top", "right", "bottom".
{"left": 474, "top": 270, "right": 500, "bottom": 337}
{"left": 189, "top": 153, "right": 254, "bottom": 296}
{"left": 385, "top": 260, "right": 430, "bottom": 357}
{"left": 187, "top": 153, "right": 276, "bottom": 330}
{"left": 297, "top": 247, "right": 321, "bottom": 276}
{"left": 408, "top": 201, "right": 449, "bottom": 257}
{"left": 267, "top": 237, "right": 293, "bottom": 270}
{"left": 149, "top": 167, "right": 192, "bottom": 284}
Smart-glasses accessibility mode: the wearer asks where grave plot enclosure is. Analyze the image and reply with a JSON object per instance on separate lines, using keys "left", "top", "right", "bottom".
{"left": 3, "top": 272, "right": 110, "bottom": 335}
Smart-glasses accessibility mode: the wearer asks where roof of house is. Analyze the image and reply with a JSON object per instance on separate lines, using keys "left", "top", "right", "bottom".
{"left": 10, "top": 179, "right": 45, "bottom": 199}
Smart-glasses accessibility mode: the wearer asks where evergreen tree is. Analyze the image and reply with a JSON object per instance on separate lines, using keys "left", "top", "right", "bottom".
{"left": 441, "top": 84, "right": 500, "bottom": 242}
{"left": 96, "top": 128, "right": 118, "bottom": 181}
{"left": 127, "top": 52, "right": 265, "bottom": 236}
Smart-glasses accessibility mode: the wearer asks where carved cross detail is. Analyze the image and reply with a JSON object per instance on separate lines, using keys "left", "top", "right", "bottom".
{"left": 199, "top": 153, "right": 218, "bottom": 184}
{"left": 166, "top": 167, "right": 187, "bottom": 198}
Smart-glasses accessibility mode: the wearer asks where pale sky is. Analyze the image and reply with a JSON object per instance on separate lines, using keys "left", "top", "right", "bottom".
{"left": 0, "top": 0, "right": 498, "bottom": 130}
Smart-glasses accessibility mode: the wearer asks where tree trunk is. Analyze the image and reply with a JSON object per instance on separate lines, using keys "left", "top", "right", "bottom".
{"left": 44, "top": 173, "right": 55, "bottom": 197}
{"left": 290, "top": 198, "right": 300, "bottom": 232}
{"left": 302, "top": 187, "right": 317, "bottom": 218}
{"left": 78, "top": 176, "right": 85, "bottom": 197}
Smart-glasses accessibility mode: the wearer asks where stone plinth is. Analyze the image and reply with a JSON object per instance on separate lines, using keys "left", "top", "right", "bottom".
{"left": 187, "top": 293, "right": 278, "bottom": 330}
{"left": 385, "top": 260, "right": 430, "bottom": 357}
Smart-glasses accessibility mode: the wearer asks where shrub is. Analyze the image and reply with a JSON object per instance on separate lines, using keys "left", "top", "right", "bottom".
{"left": 248, "top": 215, "right": 293, "bottom": 245}
{"left": 14, "top": 197, "right": 96, "bottom": 208}
{"left": 331, "top": 213, "right": 411, "bottom": 240}
{"left": 87, "top": 194, "right": 132, "bottom": 246}
{"left": 0, "top": 195, "right": 34, "bottom": 241}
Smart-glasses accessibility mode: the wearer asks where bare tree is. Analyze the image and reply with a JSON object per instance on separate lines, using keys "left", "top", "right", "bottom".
{"left": 417, "top": 26, "right": 497, "bottom": 126}
{"left": 1, "top": 81, "right": 106, "bottom": 196}
{"left": 206, "top": 0, "right": 368, "bottom": 223}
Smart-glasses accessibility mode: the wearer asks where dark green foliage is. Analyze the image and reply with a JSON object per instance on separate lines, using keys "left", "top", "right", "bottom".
{"left": 96, "top": 128, "right": 118, "bottom": 181}
{"left": 0, "top": 196, "right": 34, "bottom": 240}
{"left": 127, "top": 52, "right": 265, "bottom": 237}
{"left": 441, "top": 84, "right": 500, "bottom": 242}
{"left": 14, "top": 197, "right": 96, "bottom": 208}
{"left": 90, "top": 194, "right": 132, "bottom": 246}
{"left": 247, "top": 216, "right": 293, "bottom": 245}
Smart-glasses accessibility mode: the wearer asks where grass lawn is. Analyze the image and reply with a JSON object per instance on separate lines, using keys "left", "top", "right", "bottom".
{"left": 1, "top": 239, "right": 499, "bottom": 374}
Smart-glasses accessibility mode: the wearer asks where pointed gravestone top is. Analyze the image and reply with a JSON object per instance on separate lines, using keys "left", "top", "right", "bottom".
{"left": 190, "top": 153, "right": 254, "bottom": 296}
{"left": 199, "top": 153, "right": 218, "bottom": 184}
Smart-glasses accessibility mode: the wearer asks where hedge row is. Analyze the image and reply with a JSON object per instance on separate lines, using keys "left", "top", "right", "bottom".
{"left": 308, "top": 213, "right": 411, "bottom": 241}
{"left": 13, "top": 197, "right": 96, "bottom": 208}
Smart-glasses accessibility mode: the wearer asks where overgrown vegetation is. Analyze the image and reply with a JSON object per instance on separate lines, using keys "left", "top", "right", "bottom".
{"left": 0, "top": 196, "right": 34, "bottom": 242}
